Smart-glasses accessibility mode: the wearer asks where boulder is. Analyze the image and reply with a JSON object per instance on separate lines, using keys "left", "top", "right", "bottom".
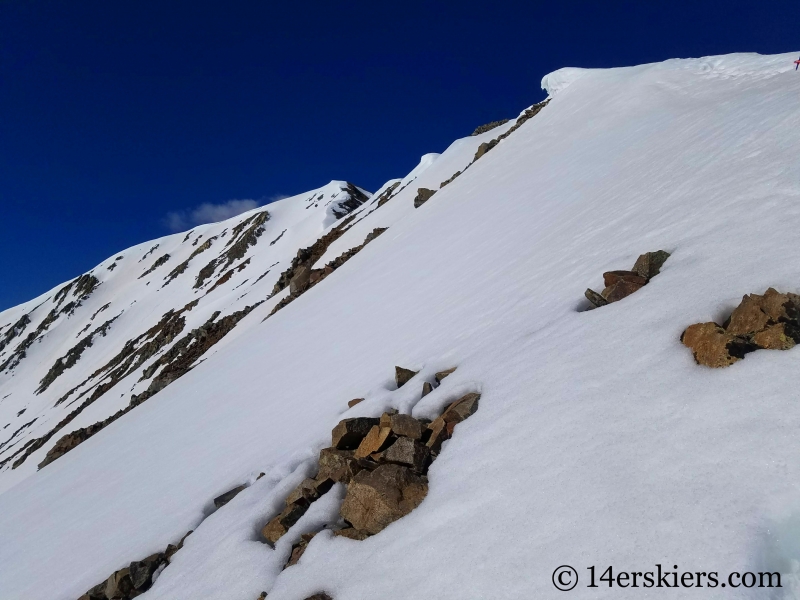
{"left": 382, "top": 436, "right": 431, "bottom": 473}
{"left": 331, "top": 417, "right": 380, "bottom": 449}
{"left": 347, "top": 398, "right": 364, "bottom": 408}
{"left": 681, "top": 322, "right": 749, "bottom": 368}
{"left": 289, "top": 266, "right": 311, "bottom": 295}
{"left": 752, "top": 322, "right": 796, "bottom": 350}
{"left": 413, "top": 188, "right": 436, "bottom": 208}
{"left": 726, "top": 294, "right": 770, "bottom": 335}
{"left": 380, "top": 412, "right": 426, "bottom": 440}
{"left": 354, "top": 425, "right": 392, "bottom": 458}
{"left": 395, "top": 366, "right": 418, "bottom": 388}
{"left": 421, "top": 381, "right": 433, "bottom": 397}
{"left": 584, "top": 288, "right": 608, "bottom": 308}
{"left": 434, "top": 367, "right": 456, "bottom": 384}
{"left": 339, "top": 464, "right": 428, "bottom": 535}
{"left": 317, "top": 448, "right": 362, "bottom": 483}
{"left": 632, "top": 250, "right": 670, "bottom": 279}
{"left": 441, "top": 393, "right": 480, "bottom": 424}
{"left": 213, "top": 484, "right": 246, "bottom": 508}
{"left": 602, "top": 279, "right": 646, "bottom": 303}
{"left": 602, "top": 270, "right": 647, "bottom": 288}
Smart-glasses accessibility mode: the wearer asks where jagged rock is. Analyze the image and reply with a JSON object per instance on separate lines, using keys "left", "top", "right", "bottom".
{"left": 681, "top": 322, "right": 746, "bottom": 368}
{"left": 289, "top": 266, "right": 312, "bottom": 295}
{"left": 602, "top": 270, "right": 647, "bottom": 288}
{"left": 632, "top": 250, "right": 670, "bottom": 279}
{"left": 425, "top": 417, "right": 450, "bottom": 455}
{"left": 471, "top": 119, "right": 509, "bottom": 136}
{"left": 473, "top": 139, "right": 498, "bottom": 160}
{"left": 285, "top": 478, "right": 320, "bottom": 506}
{"left": 333, "top": 527, "right": 371, "bottom": 540}
{"left": 105, "top": 567, "right": 133, "bottom": 599}
{"left": 380, "top": 412, "right": 426, "bottom": 440}
{"left": 331, "top": 417, "right": 380, "bottom": 450}
{"left": 381, "top": 436, "right": 431, "bottom": 473}
{"left": 339, "top": 464, "right": 428, "bottom": 535}
{"left": 395, "top": 366, "right": 418, "bottom": 388}
{"left": 213, "top": 484, "right": 246, "bottom": 508}
{"left": 317, "top": 448, "right": 362, "bottom": 483}
{"left": 422, "top": 381, "right": 433, "bottom": 397}
{"left": 413, "top": 188, "right": 436, "bottom": 208}
{"left": 441, "top": 393, "right": 481, "bottom": 425}
{"left": 602, "top": 279, "right": 646, "bottom": 303}
{"left": 434, "top": 367, "right": 456, "bottom": 384}
{"left": 129, "top": 553, "right": 163, "bottom": 590}
{"left": 354, "top": 425, "right": 392, "bottom": 458}
{"left": 286, "top": 532, "right": 317, "bottom": 568}
{"left": 262, "top": 503, "right": 310, "bottom": 544}
{"left": 752, "top": 323, "right": 796, "bottom": 350}
{"left": 347, "top": 398, "right": 364, "bottom": 408}
{"left": 584, "top": 288, "right": 608, "bottom": 308}
{"left": 257, "top": 593, "right": 267, "bottom": 600}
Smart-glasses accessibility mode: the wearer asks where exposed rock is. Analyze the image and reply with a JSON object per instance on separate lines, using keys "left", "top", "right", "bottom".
{"left": 347, "top": 398, "right": 364, "bottom": 408}
{"left": 584, "top": 288, "right": 608, "bottom": 308}
{"left": 585, "top": 250, "right": 670, "bottom": 308}
{"left": 381, "top": 436, "right": 431, "bottom": 473}
{"left": 213, "top": 485, "right": 246, "bottom": 509}
{"left": 602, "top": 270, "right": 647, "bottom": 288}
{"left": 138, "top": 253, "right": 170, "bottom": 279}
{"left": 105, "top": 568, "right": 133, "bottom": 599}
{"left": 395, "top": 366, "right": 418, "bottom": 388}
{"left": 354, "top": 425, "right": 392, "bottom": 458}
{"left": 286, "top": 532, "right": 317, "bottom": 568}
{"left": 471, "top": 119, "right": 509, "bottom": 136}
{"left": 376, "top": 181, "right": 401, "bottom": 207}
{"left": 632, "top": 250, "right": 670, "bottom": 279}
{"left": 331, "top": 417, "right": 380, "bottom": 450}
{"left": 262, "top": 503, "right": 310, "bottom": 544}
{"left": 602, "top": 278, "right": 646, "bottom": 303}
{"left": 425, "top": 417, "right": 450, "bottom": 455}
{"left": 682, "top": 288, "right": 800, "bottom": 367}
{"left": 339, "top": 464, "right": 428, "bottom": 535}
{"left": 421, "top": 381, "right": 433, "bottom": 397}
{"left": 439, "top": 171, "right": 461, "bottom": 188}
{"left": 442, "top": 392, "right": 481, "bottom": 424}
{"left": 380, "top": 412, "right": 426, "bottom": 440}
{"left": 413, "top": 188, "right": 436, "bottom": 208}
{"left": 473, "top": 139, "right": 498, "bottom": 161}
{"left": 434, "top": 367, "right": 457, "bottom": 384}
{"left": 317, "top": 448, "right": 362, "bottom": 483}
{"left": 333, "top": 527, "right": 371, "bottom": 540}
{"left": 289, "top": 266, "right": 312, "bottom": 295}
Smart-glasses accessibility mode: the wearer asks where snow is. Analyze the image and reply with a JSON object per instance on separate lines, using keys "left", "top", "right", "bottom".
{"left": 3, "top": 51, "right": 800, "bottom": 599}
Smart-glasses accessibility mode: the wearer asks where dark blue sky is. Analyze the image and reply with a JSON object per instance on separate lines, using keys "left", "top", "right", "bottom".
{"left": 0, "top": 0, "right": 795, "bottom": 311}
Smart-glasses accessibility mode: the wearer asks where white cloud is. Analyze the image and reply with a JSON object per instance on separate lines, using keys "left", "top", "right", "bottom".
{"left": 164, "top": 199, "right": 262, "bottom": 232}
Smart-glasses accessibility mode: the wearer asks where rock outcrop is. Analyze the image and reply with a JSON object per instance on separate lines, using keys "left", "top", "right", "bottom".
{"left": 413, "top": 188, "right": 436, "bottom": 208}
{"left": 584, "top": 250, "right": 670, "bottom": 308}
{"left": 682, "top": 288, "right": 800, "bottom": 367}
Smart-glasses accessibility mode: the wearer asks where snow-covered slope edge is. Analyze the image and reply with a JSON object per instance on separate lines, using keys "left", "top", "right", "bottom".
{"left": 3, "top": 51, "right": 800, "bottom": 600}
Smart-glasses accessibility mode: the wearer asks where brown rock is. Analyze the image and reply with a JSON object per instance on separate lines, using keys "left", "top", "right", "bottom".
{"left": 753, "top": 323, "right": 796, "bottom": 350}
{"left": 105, "top": 568, "right": 133, "bottom": 599}
{"left": 285, "top": 478, "right": 320, "bottom": 506}
{"left": 602, "top": 279, "right": 646, "bottom": 303}
{"left": 213, "top": 484, "right": 246, "bottom": 508}
{"left": 262, "top": 503, "right": 309, "bottom": 544}
{"left": 473, "top": 139, "right": 498, "bottom": 160}
{"left": 434, "top": 367, "right": 456, "bottom": 384}
{"left": 347, "top": 398, "right": 364, "bottom": 408}
{"left": 584, "top": 288, "right": 608, "bottom": 308}
{"left": 129, "top": 553, "right": 163, "bottom": 590}
{"left": 421, "top": 381, "right": 433, "bottom": 397}
{"left": 289, "top": 266, "right": 311, "bottom": 295}
{"left": 340, "top": 464, "right": 428, "bottom": 535}
{"left": 413, "top": 188, "right": 436, "bottom": 208}
{"left": 317, "top": 448, "right": 362, "bottom": 483}
{"left": 681, "top": 322, "right": 751, "bottom": 368}
{"left": 425, "top": 417, "right": 450, "bottom": 455}
{"left": 602, "top": 270, "right": 647, "bottom": 288}
{"left": 286, "top": 532, "right": 317, "bottom": 568}
{"left": 380, "top": 412, "right": 426, "bottom": 440}
{"left": 354, "top": 425, "right": 392, "bottom": 458}
{"left": 726, "top": 294, "right": 770, "bottom": 335}
{"left": 382, "top": 436, "right": 431, "bottom": 473}
{"left": 441, "top": 393, "right": 480, "bottom": 424}
{"left": 632, "top": 250, "right": 670, "bottom": 279}
{"left": 395, "top": 366, "right": 418, "bottom": 388}
{"left": 333, "top": 527, "right": 371, "bottom": 540}
{"left": 331, "top": 417, "right": 380, "bottom": 449}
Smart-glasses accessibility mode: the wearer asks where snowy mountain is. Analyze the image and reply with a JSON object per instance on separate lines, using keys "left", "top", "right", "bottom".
{"left": 2, "top": 51, "right": 800, "bottom": 600}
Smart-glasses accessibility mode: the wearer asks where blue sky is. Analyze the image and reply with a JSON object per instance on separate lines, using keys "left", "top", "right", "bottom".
{"left": 0, "top": 0, "right": 795, "bottom": 311}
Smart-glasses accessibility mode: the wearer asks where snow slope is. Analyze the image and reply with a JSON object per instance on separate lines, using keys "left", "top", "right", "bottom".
{"left": 3, "top": 51, "right": 800, "bottom": 599}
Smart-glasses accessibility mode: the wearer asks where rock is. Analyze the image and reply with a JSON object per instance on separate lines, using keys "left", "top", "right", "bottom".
{"left": 380, "top": 412, "right": 426, "bottom": 440}
{"left": 680, "top": 322, "right": 750, "bottom": 368}
{"left": 129, "top": 553, "right": 163, "bottom": 590}
{"left": 382, "top": 436, "right": 431, "bottom": 473}
{"left": 632, "top": 250, "right": 670, "bottom": 279}
{"left": 354, "top": 425, "right": 392, "bottom": 458}
{"left": 602, "top": 270, "right": 647, "bottom": 288}
{"left": 340, "top": 464, "right": 428, "bottom": 535}
{"left": 473, "top": 139, "right": 498, "bottom": 160}
{"left": 333, "top": 527, "right": 371, "bottom": 540}
{"left": 752, "top": 322, "right": 796, "bottom": 350}
{"left": 317, "top": 448, "right": 362, "bottom": 483}
{"left": 726, "top": 294, "right": 770, "bottom": 335}
{"left": 304, "top": 594, "right": 333, "bottom": 600}
{"left": 86, "top": 582, "right": 108, "bottom": 599}
{"left": 584, "top": 288, "right": 608, "bottom": 308}
{"left": 257, "top": 593, "right": 267, "bottom": 600}
{"left": 434, "top": 367, "right": 456, "bottom": 384}
{"left": 602, "top": 279, "right": 646, "bottom": 303}
{"left": 413, "top": 188, "right": 436, "bottom": 208}
{"left": 425, "top": 417, "right": 450, "bottom": 455}
{"left": 213, "top": 484, "right": 246, "bottom": 508}
{"left": 331, "top": 417, "right": 380, "bottom": 449}
{"left": 105, "top": 567, "right": 133, "bottom": 599}
{"left": 441, "top": 393, "right": 480, "bottom": 424}
{"left": 421, "top": 381, "right": 433, "bottom": 397}
{"left": 471, "top": 119, "right": 510, "bottom": 136}
{"left": 262, "top": 503, "right": 309, "bottom": 544}
{"left": 347, "top": 398, "right": 364, "bottom": 408}
{"left": 395, "top": 366, "right": 418, "bottom": 388}
{"left": 286, "top": 532, "right": 317, "bottom": 568}
{"left": 289, "top": 266, "right": 311, "bottom": 295}
{"left": 285, "top": 478, "right": 320, "bottom": 506}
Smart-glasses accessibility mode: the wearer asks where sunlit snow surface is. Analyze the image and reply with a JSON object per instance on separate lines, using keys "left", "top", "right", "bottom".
{"left": 2, "top": 52, "right": 800, "bottom": 599}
